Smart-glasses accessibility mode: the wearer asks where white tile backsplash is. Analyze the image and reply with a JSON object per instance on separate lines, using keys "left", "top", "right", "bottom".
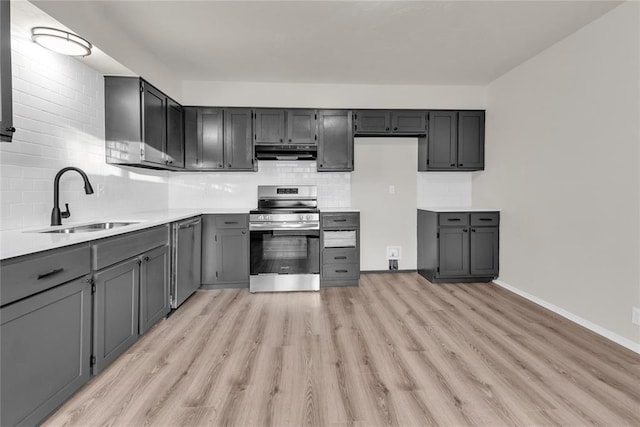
{"left": 168, "top": 161, "right": 351, "bottom": 210}
{"left": 0, "top": 27, "right": 169, "bottom": 231}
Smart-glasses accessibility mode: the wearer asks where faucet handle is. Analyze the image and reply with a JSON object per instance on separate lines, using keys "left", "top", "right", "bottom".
{"left": 61, "top": 203, "right": 71, "bottom": 219}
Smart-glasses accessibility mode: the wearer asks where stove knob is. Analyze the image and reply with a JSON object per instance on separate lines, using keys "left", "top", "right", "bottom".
{"left": 298, "top": 214, "right": 305, "bottom": 221}
{"left": 306, "top": 215, "right": 312, "bottom": 220}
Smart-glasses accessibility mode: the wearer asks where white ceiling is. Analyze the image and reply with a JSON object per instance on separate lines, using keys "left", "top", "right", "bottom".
{"left": 28, "top": 0, "right": 621, "bottom": 86}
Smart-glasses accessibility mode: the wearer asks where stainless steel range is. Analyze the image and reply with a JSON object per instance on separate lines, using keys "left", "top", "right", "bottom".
{"left": 249, "top": 185, "right": 320, "bottom": 292}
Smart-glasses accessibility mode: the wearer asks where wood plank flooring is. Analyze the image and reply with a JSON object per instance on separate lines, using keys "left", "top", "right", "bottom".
{"left": 44, "top": 273, "right": 640, "bottom": 426}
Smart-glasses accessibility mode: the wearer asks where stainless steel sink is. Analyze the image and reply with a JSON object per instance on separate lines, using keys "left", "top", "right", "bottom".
{"left": 35, "top": 222, "right": 140, "bottom": 234}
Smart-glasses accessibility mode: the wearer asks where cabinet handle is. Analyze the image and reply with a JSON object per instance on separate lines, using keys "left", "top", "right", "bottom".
{"left": 463, "top": 229, "right": 468, "bottom": 233}
{"left": 471, "top": 229, "right": 476, "bottom": 232}
{"left": 37, "top": 268, "right": 64, "bottom": 280}
{"left": 447, "top": 218, "right": 461, "bottom": 222}
{"left": 334, "top": 256, "right": 347, "bottom": 260}
{"left": 459, "top": 164, "right": 463, "bottom": 167}
{"left": 218, "top": 163, "right": 223, "bottom": 168}
{"left": 144, "top": 256, "right": 150, "bottom": 262}
{"left": 393, "top": 127, "right": 398, "bottom": 131}
{"left": 228, "top": 163, "right": 232, "bottom": 167}
{"left": 224, "top": 221, "right": 238, "bottom": 225}
{"left": 241, "top": 231, "right": 246, "bottom": 235}
{"left": 333, "top": 219, "right": 347, "bottom": 222}
{"left": 336, "top": 269, "right": 349, "bottom": 273}
{"left": 280, "top": 138, "right": 283, "bottom": 143}
{"left": 450, "top": 163, "right": 455, "bottom": 167}
{"left": 386, "top": 127, "right": 389, "bottom": 131}
{"left": 479, "top": 218, "right": 493, "bottom": 221}
{"left": 289, "top": 138, "right": 292, "bottom": 142}
{"left": 315, "top": 134, "right": 317, "bottom": 140}
{"left": 5, "top": 126, "right": 16, "bottom": 133}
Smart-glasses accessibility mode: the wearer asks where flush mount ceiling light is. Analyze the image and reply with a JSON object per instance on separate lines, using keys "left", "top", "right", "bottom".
{"left": 31, "top": 27, "right": 92, "bottom": 57}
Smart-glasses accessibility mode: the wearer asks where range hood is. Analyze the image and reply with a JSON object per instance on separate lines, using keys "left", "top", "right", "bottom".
{"left": 255, "top": 144, "right": 317, "bottom": 161}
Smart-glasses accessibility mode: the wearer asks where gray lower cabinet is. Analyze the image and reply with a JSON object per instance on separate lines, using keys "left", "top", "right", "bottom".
{"left": 317, "top": 110, "right": 353, "bottom": 172}
{"left": 0, "top": 244, "right": 92, "bottom": 427}
{"left": 139, "top": 245, "right": 170, "bottom": 334}
{"left": 201, "top": 214, "right": 249, "bottom": 288}
{"left": 321, "top": 212, "right": 360, "bottom": 287}
{"left": 417, "top": 210, "right": 499, "bottom": 283}
{"left": 91, "top": 225, "right": 170, "bottom": 373}
{"left": 93, "top": 257, "right": 140, "bottom": 374}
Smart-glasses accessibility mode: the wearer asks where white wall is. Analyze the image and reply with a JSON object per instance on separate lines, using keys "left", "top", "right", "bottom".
{"left": 473, "top": 2, "right": 640, "bottom": 346}
{"left": 0, "top": 25, "right": 169, "bottom": 231}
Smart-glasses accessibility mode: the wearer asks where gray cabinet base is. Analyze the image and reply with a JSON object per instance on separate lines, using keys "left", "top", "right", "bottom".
{"left": 417, "top": 269, "right": 495, "bottom": 283}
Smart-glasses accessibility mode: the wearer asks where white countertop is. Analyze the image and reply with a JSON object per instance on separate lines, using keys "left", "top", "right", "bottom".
{"left": 0, "top": 208, "right": 247, "bottom": 261}
{"left": 0, "top": 207, "right": 363, "bottom": 260}
{"left": 418, "top": 206, "right": 500, "bottom": 212}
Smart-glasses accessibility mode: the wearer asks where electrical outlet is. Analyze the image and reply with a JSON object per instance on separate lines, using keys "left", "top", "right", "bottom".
{"left": 96, "top": 183, "right": 105, "bottom": 198}
{"left": 388, "top": 185, "right": 395, "bottom": 195}
{"left": 632, "top": 307, "right": 640, "bottom": 326}
{"left": 386, "top": 246, "right": 401, "bottom": 260}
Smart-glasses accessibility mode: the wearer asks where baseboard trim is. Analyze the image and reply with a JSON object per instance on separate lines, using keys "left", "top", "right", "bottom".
{"left": 493, "top": 279, "right": 640, "bottom": 354}
{"left": 362, "top": 269, "right": 417, "bottom": 274}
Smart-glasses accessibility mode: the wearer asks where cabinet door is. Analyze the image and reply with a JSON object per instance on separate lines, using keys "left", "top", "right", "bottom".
{"left": 470, "top": 226, "right": 499, "bottom": 277}
{"left": 392, "top": 111, "right": 426, "bottom": 133}
{"left": 1, "top": 277, "right": 91, "bottom": 427}
{"left": 141, "top": 81, "right": 166, "bottom": 165}
{"left": 254, "top": 108, "right": 285, "bottom": 144}
{"left": 438, "top": 226, "right": 469, "bottom": 277}
{"left": 354, "top": 110, "right": 391, "bottom": 134}
{"left": 196, "top": 107, "right": 225, "bottom": 169}
{"left": 93, "top": 258, "right": 139, "bottom": 374}
{"left": 139, "top": 245, "right": 170, "bottom": 335}
{"left": 427, "top": 111, "right": 457, "bottom": 170}
{"left": 457, "top": 111, "right": 485, "bottom": 170}
{"left": 317, "top": 110, "right": 353, "bottom": 172}
{"left": 224, "top": 108, "right": 254, "bottom": 170}
{"left": 166, "top": 98, "right": 184, "bottom": 168}
{"left": 0, "top": 0, "right": 14, "bottom": 142}
{"left": 287, "top": 109, "right": 317, "bottom": 144}
{"left": 216, "top": 228, "right": 249, "bottom": 284}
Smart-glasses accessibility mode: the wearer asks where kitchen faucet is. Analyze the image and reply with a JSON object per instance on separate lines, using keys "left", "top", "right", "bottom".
{"left": 51, "top": 167, "right": 94, "bottom": 226}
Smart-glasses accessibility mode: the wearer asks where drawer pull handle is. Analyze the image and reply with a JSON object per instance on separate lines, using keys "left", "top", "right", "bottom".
{"left": 224, "top": 221, "right": 238, "bottom": 225}
{"left": 333, "top": 219, "right": 347, "bottom": 222}
{"left": 334, "top": 256, "right": 347, "bottom": 260}
{"left": 37, "top": 268, "right": 64, "bottom": 280}
{"left": 447, "top": 218, "right": 461, "bottom": 222}
{"left": 479, "top": 218, "right": 493, "bottom": 221}
{"left": 336, "top": 269, "right": 349, "bottom": 273}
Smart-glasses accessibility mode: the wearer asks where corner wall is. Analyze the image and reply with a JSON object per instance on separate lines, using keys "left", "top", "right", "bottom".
{"left": 473, "top": 2, "right": 640, "bottom": 348}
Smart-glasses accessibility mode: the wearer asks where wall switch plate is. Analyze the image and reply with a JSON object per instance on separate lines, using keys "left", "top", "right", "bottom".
{"left": 632, "top": 307, "right": 640, "bottom": 326}
{"left": 388, "top": 185, "right": 395, "bottom": 195}
{"left": 386, "top": 246, "right": 401, "bottom": 260}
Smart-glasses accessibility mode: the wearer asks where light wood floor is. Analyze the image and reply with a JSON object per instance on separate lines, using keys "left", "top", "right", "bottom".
{"left": 45, "top": 273, "right": 640, "bottom": 426}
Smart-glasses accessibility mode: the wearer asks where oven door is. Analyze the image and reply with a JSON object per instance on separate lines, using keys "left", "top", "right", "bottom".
{"left": 250, "top": 229, "right": 320, "bottom": 275}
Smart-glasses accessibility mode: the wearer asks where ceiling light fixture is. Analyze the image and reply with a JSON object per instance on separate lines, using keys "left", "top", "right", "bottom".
{"left": 31, "top": 27, "right": 92, "bottom": 57}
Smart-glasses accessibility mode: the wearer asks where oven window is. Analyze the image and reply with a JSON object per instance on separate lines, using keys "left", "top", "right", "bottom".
{"left": 250, "top": 230, "right": 320, "bottom": 275}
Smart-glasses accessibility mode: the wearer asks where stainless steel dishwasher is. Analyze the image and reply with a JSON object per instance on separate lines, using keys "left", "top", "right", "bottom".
{"left": 171, "top": 217, "right": 202, "bottom": 308}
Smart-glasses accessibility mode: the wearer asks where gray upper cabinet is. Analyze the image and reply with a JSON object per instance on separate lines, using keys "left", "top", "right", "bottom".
{"left": 224, "top": 108, "right": 255, "bottom": 170}
{"left": 166, "top": 98, "right": 185, "bottom": 168}
{"left": 354, "top": 110, "right": 426, "bottom": 135}
{"left": 0, "top": 0, "right": 14, "bottom": 142}
{"left": 254, "top": 108, "right": 285, "bottom": 144}
{"left": 254, "top": 108, "right": 318, "bottom": 145}
{"left": 353, "top": 110, "right": 391, "bottom": 134}
{"left": 184, "top": 107, "right": 254, "bottom": 171}
{"left": 184, "top": 107, "right": 224, "bottom": 170}
{"left": 419, "top": 110, "right": 485, "bottom": 171}
{"left": 317, "top": 110, "right": 353, "bottom": 172}
{"left": 105, "top": 76, "right": 184, "bottom": 170}
{"left": 287, "top": 109, "right": 317, "bottom": 144}
{"left": 457, "top": 111, "right": 485, "bottom": 170}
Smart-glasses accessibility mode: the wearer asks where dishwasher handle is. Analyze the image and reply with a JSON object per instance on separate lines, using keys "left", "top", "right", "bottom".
{"left": 178, "top": 218, "right": 201, "bottom": 229}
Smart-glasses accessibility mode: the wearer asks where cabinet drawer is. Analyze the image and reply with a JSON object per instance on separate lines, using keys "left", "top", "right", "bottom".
{"left": 438, "top": 213, "right": 469, "bottom": 226}
{"left": 470, "top": 212, "right": 500, "bottom": 226}
{"left": 323, "top": 248, "right": 358, "bottom": 264}
{"left": 322, "top": 263, "right": 359, "bottom": 280}
{"left": 322, "top": 212, "right": 359, "bottom": 229}
{"left": 0, "top": 245, "right": 90, "bottom": 306}
{"left": 92, "top": 225, "right": 169, "bottom": 270}
{"left": 213, "top": 214, "right": 248, "bottom": 229}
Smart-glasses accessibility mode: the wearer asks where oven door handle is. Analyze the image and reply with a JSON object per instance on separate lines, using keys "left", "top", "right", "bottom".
{"left": 249, "top": 222, "right": 319, "bottom": 231}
